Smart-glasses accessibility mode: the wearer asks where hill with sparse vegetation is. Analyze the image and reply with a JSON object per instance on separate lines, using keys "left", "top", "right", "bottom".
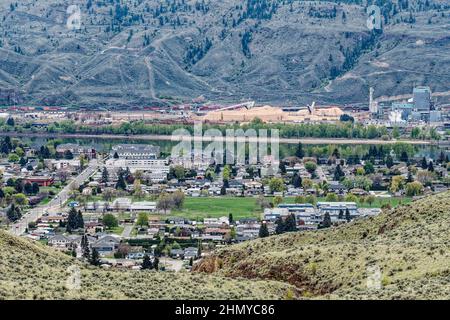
{"left": 0, "top": 229, "right": 296, "bottom": 300}
{"left": 194, "top": 191, "right": 450, "bottom": 299}
{"left": 0, "top": 0, "right": 449, "bottom": 108}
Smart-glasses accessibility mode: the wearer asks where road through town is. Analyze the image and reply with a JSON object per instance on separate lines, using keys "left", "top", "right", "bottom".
{"left": 9, "top": 159, "right": 99, "bottom": 236}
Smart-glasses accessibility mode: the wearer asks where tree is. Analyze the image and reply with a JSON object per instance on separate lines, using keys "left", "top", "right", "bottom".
{"left": 325, "top": 193, "right": 338, "bottom": 202}
{"left": 292, "top": 173, "right": 302, "bottom": 188}
{"left": 102, "top": 187, "right": 116, "bottom": 201}
{"left": 284, "top": 214, "right": 297, "bottom": 232}
{"left": 222, "top": 165, "right": 231, "bottom": 181}
{"left": 8, "top": 154, "right": 19, "bottom": 163}
{"left": 113, "top": 152, "right": 119, "bottom": 159}
{"left": 103, "top": 213, "right": 118, "bottom": 229}
{"left": 421, "top": 157, "right": 428, "bottom": 169}
{"left": 427, "top": 161, "right": 434, "bottom": 172}
{"left": 172, "top": 165, "right": 186, "bottom": 180}
{"left": 137, "top": 212, "right": 149, "bottom": 227}
{"left": 64, "top": 150, "right": 74, "bottom": 160}
{"left": 406, "top": 181, "right": 423, "bottom": 196}
{"left": 304, "top": 161, "right": 317, "bottom": 174}
{"left": 76, "top": 210, "right": 84, "bottom": 229}
{"left": 334, "top": 164, "right": 345, "bottom": 181}
{"left": 363, "top": 161, "right": 375, "bottom": 174}
{"left": 6, "top": 117, "right": 15, "bottom": 126}
{"left": 345, "top": 208, "right": 351, "bottom": 222}
{"left": 321, "top": 213, "right": 332, "bottom": 228}
{"left": 275, "top": 216, "right": 284, "bottom": 234}
{"left": 338, "top": 209, "right": 344, "bottom": 220}
{"left": 133, "top": 179, "right": 144, "bottom": 199}
{"left": 172, "top": 190, "right": 185, "bottom": 209}
{"left": 259, "top": 222, "right": 269, "bottom": 238}
{"left": 295, "top": 143, "right": 305, "bottom": 158}
{"left": 153, "top": 257, "right": 160, "bottom": 270}
{"left": 273, "top": 195, "right": 283, "bottom": 207}
{"left": 101, "top": 167, "right": 109, "bottom": 183}
{"left": 386, "top": 155, "right": 394, "bottom": 168}
{"left": 31, "top": 182, "right": 40, "bottom": 194}
{"left": 6, "top": 203, "right": 22, "bottom": 222}
{"left": 305, "top": 195, "right": 317, "bottom": 205}
{"left": 141, "top": 254, "right": 153, "bottom": 270}
{"left": 366, "top": 195, "right": 375, "bottom": 207}
{"left": 302, "top": 178, "right": 313, "bottom": 190}
{"left": 90, "top": 248, "right": 101, "bottom": 266}
{"left": 24, "top": 182, "right": 33, "bottom": 195}
{"left": 115, "top": 171, "right": 127, "bottom": 190}
{"left": 279, "top": 162, "right": 286, "bottom": 174}
{"left": 66, "top": 207, "right": 79, "bottom": 232}
{"left": 156, "top": 193, "right": 173, "bottom": 214}
{"left": 269, "top": 177, "right": 285, "bottom": 193}
{"left": 81, "top": 235, "right": 90, "bottom": 260}
{"left": 390, "top": 175, "right": 405, "bottom": 193}
{"left": 228, "top": 213, "right": 234, "bottom": 225}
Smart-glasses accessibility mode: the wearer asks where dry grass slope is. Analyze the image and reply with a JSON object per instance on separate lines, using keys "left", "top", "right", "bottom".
{"left": 0, "top": 230, "right": 296, "bottom": 300}
{"left": 194, "top": 192, "right": 450, "bottom": 299}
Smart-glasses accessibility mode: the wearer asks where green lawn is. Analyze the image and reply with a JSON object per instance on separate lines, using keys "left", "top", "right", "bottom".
{"left": 171, "top": 197, "right": 262, "bottom": 220}
{"left": 107, "top": 226, "right": 125, "bottom": 235}
{"left": 168, "top": 196, "right": 413, "bottom": 221}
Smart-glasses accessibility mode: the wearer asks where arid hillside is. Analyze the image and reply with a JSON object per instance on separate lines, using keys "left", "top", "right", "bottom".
{"left": 194, "top": 191, "right": 450, "bottom": 299}
{"left": 0, "top": 0, "right": 449, "bottom": 108}
{"left": 0, "top": 230, "right": 296, "bottom": 300}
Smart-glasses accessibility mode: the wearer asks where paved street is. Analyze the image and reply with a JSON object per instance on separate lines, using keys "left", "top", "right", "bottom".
{"left": 121, "top": 224, "right": 134, "bottom": 238}
{"left": 9, "top": 159, "right": 100, "bottom": 236}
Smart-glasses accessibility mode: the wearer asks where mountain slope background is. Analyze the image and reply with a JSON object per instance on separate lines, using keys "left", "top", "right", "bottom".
{"left": 0, "top": 0, "right": 449, "bottom": 108}
{"left": 194, "top": 191, "right": 450, "bottom": 299}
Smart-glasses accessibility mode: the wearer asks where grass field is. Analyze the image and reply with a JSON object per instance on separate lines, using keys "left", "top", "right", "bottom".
{"left": 171, "top": 197, "right": 262, "bottom": 220}
{"left": 169, "top": 196, "right": 413, "bottom": 220}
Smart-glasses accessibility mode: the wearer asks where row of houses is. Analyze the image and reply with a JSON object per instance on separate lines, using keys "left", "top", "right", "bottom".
{"left": 263, "top": 202, "right": 381, "bottom": 228}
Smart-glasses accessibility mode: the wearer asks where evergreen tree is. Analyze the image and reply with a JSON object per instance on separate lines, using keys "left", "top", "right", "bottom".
{"left": 338, "top": 209, "right": 344, "bottom": 220}
{"left": 275, "top": 216, "right": 284, "bottom": 234}
{"left": 334, "top": 164, "right": 345, "bottom": 181}
{"left": 295, "top": 143, "right": 305, "bottom": 158}
{"left": 81, "top": 235, "right": 90, "bottom": 260}
{"left": 322, "top": 213, "right": 332, "bottom": 228}
{"left": 66, "top": 207, "right": 79, "bottom": 232}
{"left": 90, "top": 248, "right": 101, "bottom": 266}
{"left": 284, "top": 214, "right": 297, "bottom": 232}
{"left": 153, "top": 257, "right": 159, "bottom": 270}
{"left": 116, "top": 171, "right": 127, "bottom": 190}
{"left": 101, "top": 167, "right": 109, "bottom": 183}
{"left": 386, "top": 155, "right": 394, "bottom": 168}
{"left": 6, "top": 203, "right": 22, "bottom": 222}
{"left": 292, "top": 173, "right": 302, "bottom": 188}
{"left": 259, "top": 222, "right": 269, "bottom": 238}
{"left": 228, "top": 213, "right": 233, "bottom": 225}
{"left": 421, "top": 157, "right": 428, "bottom": 169}
{"left": 141, "top": 254, "right": 153, "bottom": 269}
{"left": 76, "top": 210, "right": 84, "bottom": 229}
{"left": 428, "top": 161, "right": 434, "bottom": 172}
{"left": 345, "top": 208, "right": 351, "bottom": 222}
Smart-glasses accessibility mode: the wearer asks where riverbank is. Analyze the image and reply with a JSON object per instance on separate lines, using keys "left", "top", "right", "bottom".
{"left": 0, "top": 131, "right": 435, "bottom": 145}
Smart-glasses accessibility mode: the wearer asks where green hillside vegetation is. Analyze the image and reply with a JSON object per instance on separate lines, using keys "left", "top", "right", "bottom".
{"left": 194, "top": 191, "right": 450, "bottom": 299}
{"left": 0, "top": 230, "right": 295, "bottom": 300}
